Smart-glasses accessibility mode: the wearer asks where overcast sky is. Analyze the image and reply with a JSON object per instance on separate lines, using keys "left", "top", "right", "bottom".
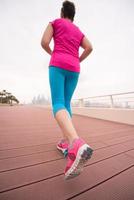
{"left": 0, "top": 0, "right": 134, "bottom": 103}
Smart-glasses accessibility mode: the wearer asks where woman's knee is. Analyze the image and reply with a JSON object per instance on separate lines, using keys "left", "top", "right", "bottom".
{"left": 65, "top": 106, "right": 72, "bottom": 118}
{"left": 64, "top": 101, "right": 72, "bottom": 117}
{"left": 52, "top": 103, "right": 66, "bottom": 117}
{"left": 52, "top": 103, "right": 72, "bottom": 118}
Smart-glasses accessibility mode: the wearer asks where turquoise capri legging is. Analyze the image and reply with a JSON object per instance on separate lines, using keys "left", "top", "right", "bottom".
{"left": 49, "top": 66, "right": 80, "bottom": 118}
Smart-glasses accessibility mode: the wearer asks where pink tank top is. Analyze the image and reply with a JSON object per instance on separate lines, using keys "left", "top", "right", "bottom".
{"left": 49, "top": 18, "right": 84, "bottom": 73}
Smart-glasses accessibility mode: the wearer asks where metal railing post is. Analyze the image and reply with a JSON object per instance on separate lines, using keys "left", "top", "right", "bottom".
{"left": 79, "top": 98, "right": 84, "bottom": 107}
{"left": 110, "top": 95, "right": 114, "bottom": 108}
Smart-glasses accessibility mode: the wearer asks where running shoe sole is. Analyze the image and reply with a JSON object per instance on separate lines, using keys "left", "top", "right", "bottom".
{"left": 65, "top": 144, "right": 93, "bottom": 180}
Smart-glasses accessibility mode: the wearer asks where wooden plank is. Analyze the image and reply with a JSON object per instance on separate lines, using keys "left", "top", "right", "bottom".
{"left": 123, "top": 140, "right": 134, "bottom": 149}
{"left": 125, "top": 149, "right": 134, "bottom": 158}
{"left": 71, "top": 167, "right": 134, "bottom": 200}
{"left": 101, "top": 135, "right": 134, "bottom": 145}
{"left": 0, "top": 143, "right": 57, "bottom": 159}
{"left": 0, "top": 150, "right": 62, "bottom": 173}
{"left": 0, "top": 159, "right": 65, "bottom": 193}
{"left": 0, "top": 138, "right": 134, "bottom": 173}
{"left": 1, "top": 123, "right": 133, "bottom": 150}
{"left": 1, "top": 106, "right": 134, "bottom": 147}
{"left": 0, "top": 132, "right": 134, "bottom": 160}
{"left": 0, "top": 154, "right": 133, "bottom": 200}
{"left": 0, "top": 145, "right": 134, "bottom": 193}
{"left": 0, "top": 106, "right": 134, "bottom": 200}
{"left": 0, "top": 141, "right": 105, "bottom": 160}
{"left": 1, "top": 136, "right": 134, "bottom": 173}
{"left": 0, "top": 131, "right": 129, "bottom": 151}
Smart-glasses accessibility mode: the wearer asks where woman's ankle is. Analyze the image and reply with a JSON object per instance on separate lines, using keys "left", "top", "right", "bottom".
{"left": 69, "top": 136, "right": 79, "bottom": 145}
{"left": 61, "top": 138, "right": 69, "bottom": 143}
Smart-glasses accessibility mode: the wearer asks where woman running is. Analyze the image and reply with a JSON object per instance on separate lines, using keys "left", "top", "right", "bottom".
{"left": 41, "top": 0, "right": 93, "bottom": 180}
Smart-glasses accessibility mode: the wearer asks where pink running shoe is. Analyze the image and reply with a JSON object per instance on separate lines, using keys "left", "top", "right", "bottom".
{"left": 57, "top": 139, "right": 69, "bottom": 157}
{"left": 64, "top": 138, "right": 93, "bottom": 180}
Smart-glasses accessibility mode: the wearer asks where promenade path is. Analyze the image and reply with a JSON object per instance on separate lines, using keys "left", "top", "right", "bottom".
{"left": 0, "top": 105, "right": 134, "bottom": 200}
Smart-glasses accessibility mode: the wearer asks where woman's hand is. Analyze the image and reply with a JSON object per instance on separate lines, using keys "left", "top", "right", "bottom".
{"left": 41, "top": 23, "right": 53, "bottom": 55}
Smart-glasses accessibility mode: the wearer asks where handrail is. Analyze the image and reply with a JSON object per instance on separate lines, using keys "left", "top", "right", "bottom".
{"left": 73, "top": 91, "right": 134, "bottom": 100}
{"left": 72, "top": 91, "right": 134, "bottom": 109}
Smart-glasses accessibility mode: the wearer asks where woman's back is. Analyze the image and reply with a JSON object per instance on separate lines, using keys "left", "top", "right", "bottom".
{"left": 51, "top": 18, "right": 84, "bottom": 57}
{"left": 49, "top": 18, "right": 84, "bottom": 72}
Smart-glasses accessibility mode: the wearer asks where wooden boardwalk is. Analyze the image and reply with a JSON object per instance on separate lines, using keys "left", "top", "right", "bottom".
{"left": 0, "top": 105, "right": 134, "bottom": 200}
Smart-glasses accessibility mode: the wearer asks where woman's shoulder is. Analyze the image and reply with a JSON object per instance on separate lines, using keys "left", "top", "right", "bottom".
{"left": 49, "top": 18, "right": 64, "bottom": 28}
{"left": 50, "top": 18, "right": 84, "bottom": 34}
{"left": 50, "top": 18, "right": 63, "bottom": 24}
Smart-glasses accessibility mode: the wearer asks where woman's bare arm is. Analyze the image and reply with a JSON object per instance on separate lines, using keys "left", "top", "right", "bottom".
{"left": 79, "top": 36, "right": 93, "bottom": 62}
{"left": 41, "top": 23, "right": 53, "bottom": 55}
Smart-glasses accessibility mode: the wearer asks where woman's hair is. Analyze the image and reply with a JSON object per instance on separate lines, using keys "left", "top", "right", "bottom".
{"left": 61, "top": 0, "right": 75, "bottom": 21}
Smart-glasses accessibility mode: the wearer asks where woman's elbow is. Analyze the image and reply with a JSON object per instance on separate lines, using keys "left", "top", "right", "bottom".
{"left": 41, "top": 40, "right": 45, "bottom": 49}
{"left": 87, "top": 45, "right": 93, "bottom": 54}
{"left": 41, "top": 40, "right": 48, "bottom": 49}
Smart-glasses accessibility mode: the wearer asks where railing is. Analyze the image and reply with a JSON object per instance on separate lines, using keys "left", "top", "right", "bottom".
{"left": 72, "top": 91, "right": 134, "bottom": 109}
